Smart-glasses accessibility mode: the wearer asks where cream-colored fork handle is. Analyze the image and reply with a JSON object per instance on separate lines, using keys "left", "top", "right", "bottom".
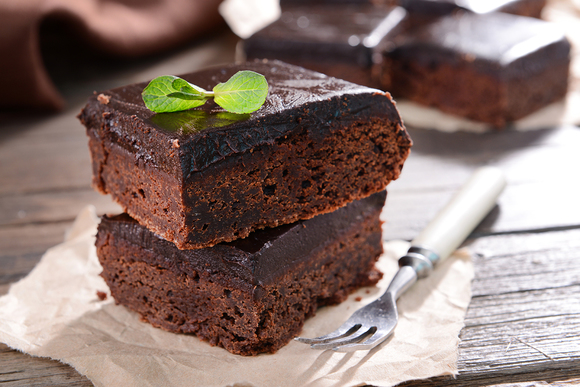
{"left": 411, "top": 167, "right": 507, "bottom": 262}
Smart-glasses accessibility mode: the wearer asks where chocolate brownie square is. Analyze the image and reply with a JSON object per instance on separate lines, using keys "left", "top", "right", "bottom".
{"left": 382, "top": 12, "right": 570, "bottom": 127}
{"left": 398, "top": 0, "right": 546, "bottom": 19}
{"left": 79, "top": 60, "right": 411, "bottom": 249}
{"left": 96, "top": 191, "right": 386, "bottom": 355}
{"left": 243, "top": 6, "right": 407, "bottom": 88}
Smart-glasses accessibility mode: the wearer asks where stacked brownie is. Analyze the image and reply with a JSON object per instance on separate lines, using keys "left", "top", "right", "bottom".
{"left": 79, "top": 60, "right": 412, "bottom": 355}
{"left": 243, "top": 0, "right": 570, "bottom": 127}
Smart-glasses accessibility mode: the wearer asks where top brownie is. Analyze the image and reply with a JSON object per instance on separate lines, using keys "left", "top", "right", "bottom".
{"left": 79, "top": 60, "right": 411, "bottom": 249}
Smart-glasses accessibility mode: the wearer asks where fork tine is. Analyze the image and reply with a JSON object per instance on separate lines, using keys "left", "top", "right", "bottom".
{"left": 294, "top": 323, "right": 362, "bottom": 344}
{"left": 332, "top": 328, "right": 394, "bottom": 352}
{"left": 309, "top": 326, "right": 377, "bottom": 350}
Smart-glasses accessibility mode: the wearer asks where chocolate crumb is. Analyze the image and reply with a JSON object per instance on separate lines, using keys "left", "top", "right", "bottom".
{"left": 96, "top": 291, "right": 108, "bottom": 301}
{"left": 355, "top": 296, "right": 362, "bottom": 302}
{"left": 97, "top": 94, "right": 111, "bottom": 105}
{"left": 172, "top": 139, "right": 180, "bottom": 149}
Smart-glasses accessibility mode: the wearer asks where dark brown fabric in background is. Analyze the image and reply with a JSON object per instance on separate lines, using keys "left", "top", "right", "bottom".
{"left": 0, "top": 0, "right": 224, "bottom": 112}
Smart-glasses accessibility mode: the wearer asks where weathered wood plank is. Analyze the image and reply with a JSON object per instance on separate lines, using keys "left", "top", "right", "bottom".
{"left": 383, "top": 179, "right": 580, "bottom": 241}
{"left": 459, "top": 230, "right": 579, "bottom": 385}
{"left": 454, "top": 229, "right": 580, "bottom": 380}
{"left": 465, "top": 285, "right": 580, "bottom": 327}
{"left": 469, "top": 250, "right": 580, "bottom": 297}
{"left": 489, "top": 380, "right": 580, "bottom": 387}
{"left": 400, "top": 230, "right": 580, "bottom": 387}
{"left": 0, "top": 343, "right": 91, "bottom": 386}
{"left": 383, "top": 125, "right": 580, "bottom": 240}
{"left": 393, "top": 125, "right": 580, "bottom": 191}
{"left": 0, "top": 188, "right": 121, "bottom": 227}
{"left": 0, "top": 222, "right": 70, "bottom": 258}
{"left": 0, "top": 284, "right": 10, "bottom": 297}
{"left": 0, "top": 111, "right": 93, "bottom": 195}
{"left": 400, "top": 371, "right": 580, "bottom": 386}
{"left": 0, "top": 222, "right": 70, "bottom": 291}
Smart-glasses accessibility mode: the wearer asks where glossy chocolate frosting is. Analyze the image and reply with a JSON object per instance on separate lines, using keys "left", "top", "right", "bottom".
{"left": 244, "top": 6, "right": 407, "bottom": 66}
{"left": 98, "top": 190, "right": 386, "bottom": 297}
{"left": 399, "top": 0, "right": 543, "bottom": 15}
{"left": 388, "top": 11, "right": 570, "bottom": 76}
{"left": 398, "top": 0, "right": 457, "bottom": 15}
{"left": 80, "top": 60, "right": 403, "bottom": 178}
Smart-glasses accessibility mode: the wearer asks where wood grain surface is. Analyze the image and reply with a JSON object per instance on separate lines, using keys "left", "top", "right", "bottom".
{"left": 1, "top": 22, "right": 580, "bottom": 387}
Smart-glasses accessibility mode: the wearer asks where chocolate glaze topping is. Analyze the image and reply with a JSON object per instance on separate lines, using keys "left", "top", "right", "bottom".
{"left": 398, "top": 0, "right": 457, "bottom": 15}
{"left": 99, "top": 190, "right": 386, "bottom": 297}
{"left": 80, "top": 60, "right": 404, "bottom": 177}
{"left": 388, "top": 11, "right": 569, "bottom": 76}
{"left": 399, "top": 0, "right": 544, "bottom": 15}
{"left": 244, "top": 6, "right": 407, "bottom": 66}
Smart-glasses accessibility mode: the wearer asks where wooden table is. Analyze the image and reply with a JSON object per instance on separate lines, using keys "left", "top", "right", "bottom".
{"left": 1, "top": 27, "right": 580, "bottom": 386}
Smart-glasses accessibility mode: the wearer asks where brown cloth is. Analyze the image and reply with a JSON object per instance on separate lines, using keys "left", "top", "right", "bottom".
{"left": 0, "top": 0, "right": 224, "bottom": 112}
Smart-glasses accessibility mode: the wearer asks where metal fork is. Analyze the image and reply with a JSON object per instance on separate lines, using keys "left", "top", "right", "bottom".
{"left": 295, "top": 167, "right": 506, "bottom": 352}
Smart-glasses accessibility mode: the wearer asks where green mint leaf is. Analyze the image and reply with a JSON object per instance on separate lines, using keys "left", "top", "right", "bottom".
{"left": 141, "top": 71, "right": 269, "bottom": 114}
{"left": 142, "top": 75, "right": 207, "bottom": 113}
{"left": 212, "top": 71, "right": 269, "bottom": 114}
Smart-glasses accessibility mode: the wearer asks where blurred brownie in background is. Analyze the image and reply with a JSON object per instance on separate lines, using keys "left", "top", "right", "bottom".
{"left": 382, "top": 11, "right": 570, "bottom": 127}
{"left": 243, "top": 5, "right": 407, "bottom": 87}
{"left": 397, "top": 0, "right": 546, "bottom": 19}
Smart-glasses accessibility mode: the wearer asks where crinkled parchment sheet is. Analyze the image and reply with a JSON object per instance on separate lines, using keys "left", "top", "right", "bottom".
{"left": 0, "top": 207, "right": 473, "bottom": 387}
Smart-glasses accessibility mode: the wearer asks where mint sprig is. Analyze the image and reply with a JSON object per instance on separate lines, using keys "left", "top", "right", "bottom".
{"left": 141, "top": 71, "right": 268, "bottom": 114}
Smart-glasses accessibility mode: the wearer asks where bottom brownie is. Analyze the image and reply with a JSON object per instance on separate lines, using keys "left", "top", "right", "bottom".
{"left": 96, "top": 191, "right": 385, "bottom": 356}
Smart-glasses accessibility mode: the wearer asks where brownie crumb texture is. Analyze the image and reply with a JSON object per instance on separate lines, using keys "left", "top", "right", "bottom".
{"left": 97, "top": 94, "right": 110, "bottom": 105}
